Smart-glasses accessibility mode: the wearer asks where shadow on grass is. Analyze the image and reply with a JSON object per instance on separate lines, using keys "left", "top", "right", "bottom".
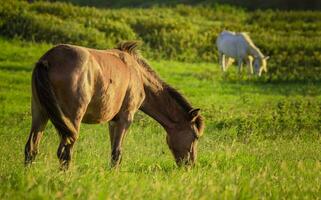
{"left": 174, "top": 70, "right": 321, "bottom": 96}
{"left": 0, "top": 63, "right": 33, "bottom": 73}
{"left": 219, "top": 79, "right": 321, "bottom": 96}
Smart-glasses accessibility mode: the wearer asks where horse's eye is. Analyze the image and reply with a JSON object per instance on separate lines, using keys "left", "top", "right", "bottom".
{"left": 194, "top": 134, "right": 199, "bottom": 140}
{"left": 193, "top": 129, "right": 199, "bottom": 140}
{"left": 190, "top": 124, "right": 199, "bottom": 140}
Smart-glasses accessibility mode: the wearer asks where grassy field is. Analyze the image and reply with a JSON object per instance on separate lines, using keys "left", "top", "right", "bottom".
{"left": 0, "top": 38, "right": 321, "bottom": 199}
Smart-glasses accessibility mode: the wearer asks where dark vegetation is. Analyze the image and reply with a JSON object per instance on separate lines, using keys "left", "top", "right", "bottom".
{"left": 1, "top": 0, "right": 321, "bottom": 80}
{"left": 45, "top": 0, "right": 321, "bottom": 10}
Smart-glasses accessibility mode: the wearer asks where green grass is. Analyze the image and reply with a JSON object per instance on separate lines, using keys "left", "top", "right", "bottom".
{"left": 0, "top": 38, "right": 321, "bottom": 199}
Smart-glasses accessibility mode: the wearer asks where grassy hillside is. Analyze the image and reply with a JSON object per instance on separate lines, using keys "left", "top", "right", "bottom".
{"left": 1, "top": 0, "right": 321, "bottom": 80}
{"left": 1, "top": 37, "right": 321, "bottom": 199}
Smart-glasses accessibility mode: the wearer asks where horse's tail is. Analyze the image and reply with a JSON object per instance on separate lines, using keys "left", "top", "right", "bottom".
{"left": 32, "top": 60, "right": 77, "bottom": 143}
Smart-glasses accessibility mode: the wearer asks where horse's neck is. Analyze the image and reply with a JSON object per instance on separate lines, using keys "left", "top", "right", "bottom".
{"left": 140, "top": 84, "right": 185, "bottom": 130}
{"left": 248, "top": 44, "right": 263, "bottom": 58}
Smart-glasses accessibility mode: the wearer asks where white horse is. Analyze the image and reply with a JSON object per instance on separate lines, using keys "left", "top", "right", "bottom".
{"left": 216, "top": 31, "right": 269, "bottom": 76}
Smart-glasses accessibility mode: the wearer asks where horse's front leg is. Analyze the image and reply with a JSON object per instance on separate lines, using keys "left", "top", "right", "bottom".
{"left": 109, "top": 113, "right": 133, "bottom": 168}
{"left": 237, "top": 59, "right": 243, "bottom": 75}
{"left": 245, "top": 57, "right": 253, "bottom": 75}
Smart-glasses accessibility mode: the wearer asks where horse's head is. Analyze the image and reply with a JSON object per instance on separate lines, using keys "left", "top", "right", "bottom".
{"left": 166, "top": 108, "right": 204, "bottom": 166}
{"left": 254, "top": 56, "right": 269, "bottom": 76}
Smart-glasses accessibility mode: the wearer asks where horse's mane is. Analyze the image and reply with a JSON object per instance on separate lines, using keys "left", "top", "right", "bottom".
{"left": 116, "top": 41, "right": 204, "bottom": 133}
{"left": 237, "top": 32, "right": 255, "bottom": 46}
{"left": 237, "top": 32, "right": 264, "bottom": 58}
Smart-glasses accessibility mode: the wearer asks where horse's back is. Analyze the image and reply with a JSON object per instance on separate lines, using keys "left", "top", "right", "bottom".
{"left": 217, "top": 31, "right": 237, "bottom": 55}
{"left": 83, "top": 49, "right": 134, "bottom": 123}
{"left": 216, "top": 31, "right": 248, "bottom": 58}
{"left": 37, "top": 44, "right": 135, "bottom": 124}
{"left": 40, "top": 44, "right": 90, "bottom": 73}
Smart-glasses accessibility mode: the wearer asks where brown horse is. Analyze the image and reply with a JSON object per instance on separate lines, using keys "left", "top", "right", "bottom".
{"left": 24, "top": 41, "right": 204, "bottom": 169}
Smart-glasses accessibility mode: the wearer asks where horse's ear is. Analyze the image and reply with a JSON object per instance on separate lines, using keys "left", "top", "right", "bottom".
{"left": 189, "top": 108, "right": 200, "bottom": 122}
{"left": 265, "top": 56, "right": 270, "bottom": 60}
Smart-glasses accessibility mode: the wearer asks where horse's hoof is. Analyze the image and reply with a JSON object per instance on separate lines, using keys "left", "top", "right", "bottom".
{"left": 24, "top": 156, "right": 35, "bottom": 167}
{"left": 24, "top": 161, "right": 31, "bottom": 167}
{"left": 59, "top": 160, "right": 70, "bottom": 171}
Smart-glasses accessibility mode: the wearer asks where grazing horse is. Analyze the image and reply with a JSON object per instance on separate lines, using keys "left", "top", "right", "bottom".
{"left": 216, "top": 31, "right": 269, "bottom": 76}
{"left": 24, "top": 41, "right": 204, "bottom": 169}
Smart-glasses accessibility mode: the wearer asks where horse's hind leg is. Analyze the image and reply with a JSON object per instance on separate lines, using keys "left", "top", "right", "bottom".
{"left": 225, "top": 57, "right": 234, "bottom": 70}
{"left": 57, "top": 137, "right": 76, "bottom": 170}
{"left": 57, "top": 108, "right": 86, "bottom": 170}
{"left": 25, "top": 101, "right": 48, "bottom": 165}
{"left": 56, "top": 116, "right": 82, "bottom": 170}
